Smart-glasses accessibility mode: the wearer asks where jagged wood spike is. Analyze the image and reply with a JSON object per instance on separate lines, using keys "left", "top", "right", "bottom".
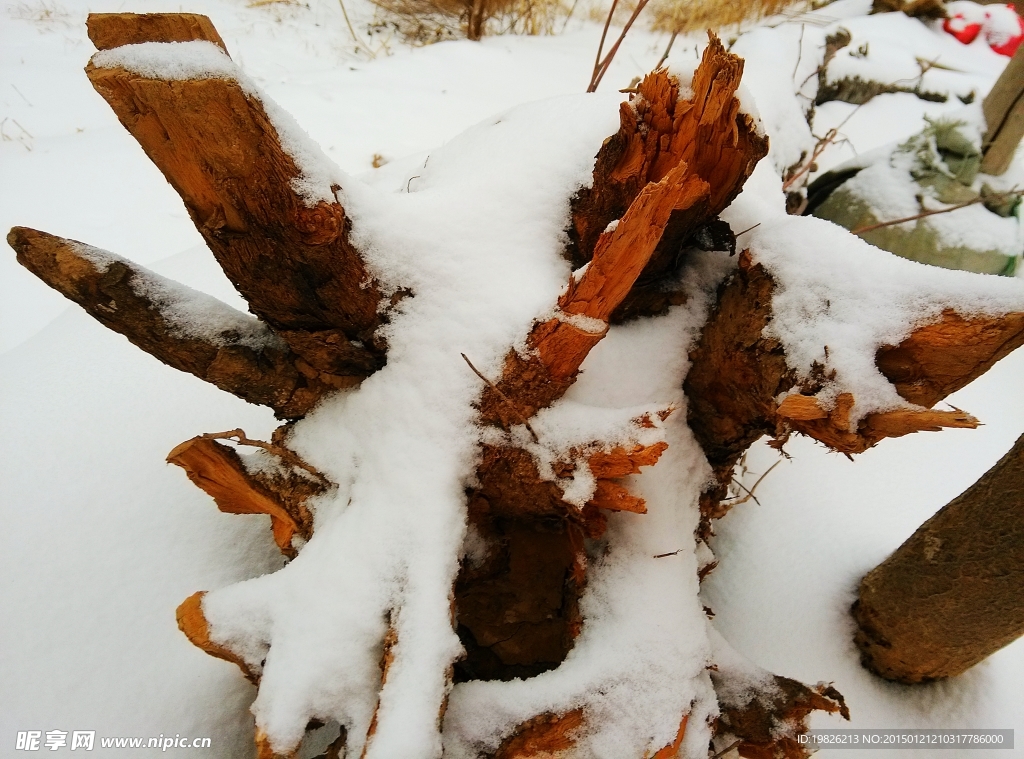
{"left": 480, "top": 163, "right": 709, "bottom": 429}
{"left": 84, "top": 13, "right": 387, "bottom": 379}
{"left": 568, "top": 34, "right": 769, "bottom": 321}
{"left": 166, "top": 436, "right": 324, "bottom": 558}
{"left": 8, "top": 227, "right": 335, "bottom": 418}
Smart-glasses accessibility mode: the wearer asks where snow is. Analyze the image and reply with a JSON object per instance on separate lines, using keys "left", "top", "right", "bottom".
{"left": 73, "top": 240, "right": 287, "bottom": 350}
{"left": 4, "top": 0, "right": 1024, "bottom": 758}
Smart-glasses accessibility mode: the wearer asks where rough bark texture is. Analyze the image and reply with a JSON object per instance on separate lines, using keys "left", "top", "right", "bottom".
{"left": 85, "top": 13, "right": 388, "bottom": 382}
{"left": 166, "top": 436, "right": 323, "bottom": 558}
{"left": 87, "top": 12, "right": 227, "bottom": 51}
{"left": 8, "top": 227, "right": 333, "bottom": 418}
{"left": 981, "top": 44, "right": 1024, "bottom": 176}
{"left": 684, "top": 250, "right": 1018, "bottom": 528}
{"left": 852, "top": 432, "right": 1024, "bottom": 683}
{"left": 713, "top": 672, "right": 848, "bottom": 759}
{"left": 568, "top": 35, "right": 769, "bottom": 322}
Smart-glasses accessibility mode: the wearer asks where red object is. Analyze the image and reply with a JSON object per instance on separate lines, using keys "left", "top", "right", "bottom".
{"left": 988, "top": 12, "right": 1024, "bottom": 55}
{"left": 944, "top": 15, "right": 983, "bottom": 44}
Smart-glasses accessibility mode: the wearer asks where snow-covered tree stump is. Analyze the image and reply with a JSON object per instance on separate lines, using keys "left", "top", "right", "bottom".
{"left": 10, "top": 12, "right": 1024, "bottom": 759}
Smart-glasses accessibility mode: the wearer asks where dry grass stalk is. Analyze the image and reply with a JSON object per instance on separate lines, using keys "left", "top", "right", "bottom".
{"left": 649, "top": 0, "right": 801, "bottom": 33}
{"left": 368, "top": 0, "right": 572, "bottom": 43}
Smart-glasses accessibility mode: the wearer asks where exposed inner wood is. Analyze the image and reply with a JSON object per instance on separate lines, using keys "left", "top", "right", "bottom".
{"left": 489, "top": 709, "right": 584, "bottom": 759}
{"left": 685, "top": 250, "right": 1024, "bottom": 529}
{"left": 8, "top": 227, "right": 335, "bottom": 418}
{"left": 176, "top": 591, "right": 258, "bottom": 684}
{"left": 167, "top": 436, "right": 322, "bottom": 558}
{"left": 479, "top": 165, "right": 709, "bottom": 429}
{"left": 87, "top": 12, "right": 228, "bottom": 51}
{"left": 876, "top": 309, "right": 1024, "bottom": 407}
{"left": 85, "top": 19, "right": 388, "bottom": 382}
{"left": 568, "top": 34, "right": 769, "bottom": 321}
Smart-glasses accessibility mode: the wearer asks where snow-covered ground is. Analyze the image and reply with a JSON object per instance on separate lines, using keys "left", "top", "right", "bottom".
{"left": 3, "top": 0, "right": 1024, "bottom": 756}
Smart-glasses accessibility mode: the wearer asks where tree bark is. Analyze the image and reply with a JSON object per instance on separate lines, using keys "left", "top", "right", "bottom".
{"left": 852, "top": 431, "right": 1024, "bottom": 683}
{"left": 87, "top": 12, "right": 227, "bottom": 51}
{"left": 8, "top": 227, "right": 337, "bottom": 417}
{"left": 981, "top": 44, "right": 1024, "bottom": 176}
{"left": 85, "top": 13, "right": 388, "bottom": 379}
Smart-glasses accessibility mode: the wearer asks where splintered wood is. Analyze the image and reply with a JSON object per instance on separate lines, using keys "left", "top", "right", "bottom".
{"left": 166, "top": 435, "right": 324, "bottom": 558}
{"left": 568, "top": 34, "right": 769, "bottom": 321}
{"left": 685, "top": 250, "right": 1024, "bottom": 522}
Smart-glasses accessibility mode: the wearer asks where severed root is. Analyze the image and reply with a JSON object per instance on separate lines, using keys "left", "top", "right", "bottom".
{"left": 84, "top": 12, "right": 388, "bottom": 379}
{"left": 713, "top": 673, "right": 848, "bottom": 759}
{"left": 480, "top": 163, "right": 709, "bottom": 428}
{"left": 710, "top": 629, "right": 848, "bottom": 759}
{"left": 177, "top": 591, "right": 258, "bottom": 683}
{"left": 876, "top": 309, "right": 1024, "bottom": 408}
{"left": 167, "top": 433, "right": 326, "bottom": 557}
{"left": 8, "top": 227, "right": 337, "bottom": 418}
{"left": 685, "top": 250, "right": 1024, "bottom": 523}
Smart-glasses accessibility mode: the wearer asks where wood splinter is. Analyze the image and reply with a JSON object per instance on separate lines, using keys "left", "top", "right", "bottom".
{"left": 167, "top": 434, "right": 326, "bottom": 558}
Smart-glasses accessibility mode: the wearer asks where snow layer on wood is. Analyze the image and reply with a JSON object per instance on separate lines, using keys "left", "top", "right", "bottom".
{"left": 92, "top": 41, "right": 347, "bottom": 207}
{"left": 71, "top": 241, "right": 286, "bottom": 351}
{"left": 443, "top": 254, "right": 734, "bottom": 759}
{"left": 200, "top": 90, "right": 727, "bottom": 758}
{"left": 734, "top": 159, "right": 1024, "bottom": 423}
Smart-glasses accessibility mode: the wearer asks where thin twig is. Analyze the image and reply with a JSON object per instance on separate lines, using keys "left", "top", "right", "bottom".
{"left": 588, "top": 0, "right": 652, "bottom": 92}
{"left": 338, "top": 0, "right": 375, "bottom": 58}
{"left": 461, "top": 353, "right": 540, "bottom": 443}
{"left": 723, "top": 460, "right": 781, "bottom": 507}
{"left": 792, "top": 23, "right": 805, "bottom": 82}
{"left": 589, "top": 0, "right": 620, "bottom": 91}
{"left": 711, "top": 739, "right": 744, "bottom": 759}
{"left": 655, "top": 30, "right": 678, "bottom": 70}
{"left": 851, "top": 189, "right": 1021, "bottom": 235}
{"left": 782, "top": 104, "right": 862, "bottom": 193}
{"left": 653, "top": 548, "right": 683, "bottom": 558}
{"left": 202, "top": 429, "right": 330, "bottom": 484}
{"left": 560, "top": 0, "right": 581, "bottom": 33}
{"left": 735, "top": 222, "right": 761, "bottom": 237}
